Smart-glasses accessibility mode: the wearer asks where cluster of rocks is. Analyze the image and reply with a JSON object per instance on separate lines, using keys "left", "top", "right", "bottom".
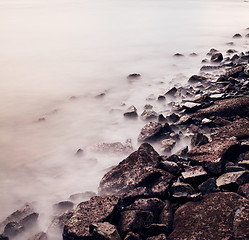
{"left": 1, "top": 31, "right": 249, "bottom": 240}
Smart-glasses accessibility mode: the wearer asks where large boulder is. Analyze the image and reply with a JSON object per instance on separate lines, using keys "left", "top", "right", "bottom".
{"left": 187, "top": 139, "right": 240, "bottom": 175}
{"left": 168, "top": 192, "right": 249, "bottom": 240}
{"left": 98, "top": 143, "right": 174, "bottom": 196}
{"left": 63, "top": 195, "right": 119, "bottom": 240}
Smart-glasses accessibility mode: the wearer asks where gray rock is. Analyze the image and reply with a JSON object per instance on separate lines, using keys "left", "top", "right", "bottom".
{"left": 159, "top": 87, "right": 177, "bottom": 97}
{"left": 206, "top": 48, "right": 219, "bottom": 56}
{"left": 124, "top": 106, "right": 138, "bottom": 118}
{"left": 69, "top": 191, "right": 97, "bottom": 202}
{"left": 3, "top": 222, "right": 24, "bottom": 237}
{"left": 89, "top": 222, "right": 121, "bottom": 240}
{"left": 127, "top": 73, "right": 141, "bottom": 80}
{"left": 53, "top": 201, "right": 74, "bottom": 214}
{"left": 197, "top": 178, "right": 218, "bottom": 195}
{"left": 140, "top": 110, "right": 159, "bottom": 121}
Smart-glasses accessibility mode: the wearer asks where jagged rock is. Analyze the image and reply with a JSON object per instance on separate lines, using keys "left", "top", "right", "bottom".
{"left": 140, "top": 110, "right": 159, "bottom": 121}
{"left": 175, "top": 146, "right": 189, "bottom": 158}
{"left": 53, "top": 201, "right": 74, "bottom": 213}
{"left": 158, "top": 200, "right": 173, "bottom": 233}
{"left": 210, "top": 52, "right": 223, "bottom": 63}
{"left": 117, "top": 210, "right": 153, "bottom": 235}
{"left": 181, "top": 102, "right": 201, "bottom": 112}
{"left": 233, "top": 33, "right": 242, "bottom": 38}
{"left": 158, "top": 114, "right": 167, "bottom": 123}
{"left": 216, "top": 171, "right": 249, "bottom": 191}
{"left": 244, "top": 65, "right": 249, "bottom": 76}
{"left": 63, "top": 195, "right": 120, "bottom": 239}
{"left": 98, "top": 143, "right": 174, "bottom": 197}
{"left": 200, "top": 65, "right": 223, "bottom": 71}
{"left": 159, "top": 87, "right": 177, "bottom": 97}
{"left": 197, "top": 178, "right": 218, "bottom": 195}
{"left": 3, "top": 222, "right": 24, "bottom": 237}
{"left": 189, "top": 193, "right": 203, "bottom": 202}
{"left": 169, "top": 182, "right": 195, "bottom": 199}
{"left": 238, "top": 183, "right": 249, "bottom": 199}
{"left": 89, "top": 222, "right": 121, "bottom": 240}
{"left": 124, "top": 232, "right": 141, "bottom": 240}
{"left": 147, "top": 234, "right": 167, "bottom": 240}
{"left": 69, "top": 191, "right": 97, "bottom": 202}
{"left": 124, "top": 198, "right": 165, "bottom": 222}
{"left": 138, "top": 122, "right": 163, "bottom": 142}
{"left": 212, "top": 118, "right": 249, "bottom": 141}
{"left": 191, "top": 97, "right": 249, "bottom": 119}
{"left": 188, "top": 75, "right": 207, "bottom": 84}
{"left": 175, "top": 115, "right": 193, "bottom": 125}
{"left": 158, "top": 160, "right": 180, "bottom": 175}
{"left": 124, "top": 106, "right": 138, "bottom": 118}
{"left": 168, "top": 192, "right": 249, "bottom": 240}
{"left": 166, "top": 113, "right": 180, "bottom": 123}
{"left": 191, "top": 133, "right": 208, "bottom": 147}
{"left": 225, "top": 65, "right": 244, "bottom": 77}
{"left": 160, "top": 139, "right": 176, "bottom": 152}
{"left": 181, "top": 166, "right": 208, "bottom": 187}
{"left": 188, "top": 139, "right": 239, "bottom": 175}
{"left": 28, "top": 232, "right": 47, "bottom": 240}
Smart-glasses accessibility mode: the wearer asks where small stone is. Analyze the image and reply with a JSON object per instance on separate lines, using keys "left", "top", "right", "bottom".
{"left": 189, "top": 193, "right": 203, "bottom": 202}
{"left": 124, "top": 232, "right": 141, "bottom": 240}
{"left": 233, "top": 33, "right": 242, "bottom": 38}
{"left": 238, "top": 160, "right": 249, "bottom": 169}
{"left": 246, "top": 33, "right": 249, "bottom": 38}
{"left": 201, "top": 118, "right": 212, "bottom": 124}
{"left": 188, "top": 75, "right": 207, "bottom": 84}
{"left": 124, "top": 106, "right": 138, "bottom": 118}
{"left": 170, "top": 181, "right": 195, "bottom": 198}
{"left": 211, "top": 52, "right": 223, "bottom": 63}
{"left": 190, "top": 53, "right": 197, "bottom": 57}
{"left": 127, "top": 73, "right": 141, "bottom": 79}
{"left": 167, "top": 113, "right": 180, "bottom": 123}
{"left": 206, "top": 48, "right": 219, "bottom": 56}
{"left": 174, "top": 53, "right": 184, "bottom": 57}
{"left": 226, "top": 42, "right": 234, "bottom": 45}
{"left": 160, "top": 87, "right": 178, "bottom": 97}
{"left": 198, "top": 178, "right": 218, "bottom": 195}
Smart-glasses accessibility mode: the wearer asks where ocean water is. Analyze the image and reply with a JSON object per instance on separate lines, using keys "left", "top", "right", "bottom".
{"left": 0, "top": 0, "right": 249, "bottom": 238}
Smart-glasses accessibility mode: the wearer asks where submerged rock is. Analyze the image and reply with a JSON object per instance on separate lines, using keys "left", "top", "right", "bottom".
{"left": 233, "top": 33, "right": 242, "bottom": 38}
{"left": 28, "top": 232, "right": 47, "bottom": 240}
{"left": 210, "top": 52, "right": 223, "bottom": 63}
{"left": 124, "top": 106, "right": 138, "bottom": 118}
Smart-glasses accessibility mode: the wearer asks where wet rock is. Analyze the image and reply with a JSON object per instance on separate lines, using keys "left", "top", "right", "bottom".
{"left": 188, "top": 75, "right": 207, "bottom": 84}
{"left": 237, "top": 183, "right": 249, "bottom": 199}
{"left": 191, "top": 133, "right": 208, "bottom": 147}
{"left": 125, "top": 198, "right": 165, "bottom": 222}
{"left": 173, "top": 53, "right": 184, "bottom": 57}
{"left": 124, "top": 106, "right": 138, "bottom": 118}
{"left": 226, "top": 41, "right": 234, "bottom": 45}
{"left": 28, "top": 232, "right": 47, "bottom": 240}
{"left": 200, "top": 65, "right": 223, "bottom": 71}
{"left": 89, "top": 222, "right": 121, "bottom": 240}
{"left": 69, "top": 191, "right": 97, "bottom": 202}
{"left": 166, "top": 113, "right": 180, "bottom": 123}
{"left": 175, "top": 146, "right": 189, "bottom": 158}
{"left": 225, "top": 65, "right": 244, "bottom": 78}
{"left": 246, "top": 33, "right": 249, "bottom": 38}
{"left": 181, "top": 166, "right": 208, "bottom": 187}
{"left": 180, "top": 102, "right": 201, "bottom": 112}
{"left": 187, "top": 139, "right": 239, "bottom": 175}
{"left": 189, "top": 193, "right": 203, "bottom": 202}
{"left": 158, "top": 160, "right": 180, "bottom": 175}
{"left": 98, "top": 143, "right": 174, "bottom": 196}
{"left": 176, "top": 115, "right": 193, "bottom": 125}
{"left": 233, "top": 33, "right": 242, "bottom": 38}
{"left": 117, "top": 210, "right": 153, "bottom": 235}
{"left": 63, "top": 195, "right": 120, "bottom": 239}
{"left": 127, "top": 73, "right": 141, "bottom": 80}
{"left": 147, "top": 234, "right": 167, "bottom": 240}
{"left": 244, "top": 65, "right": 249, "bottom": 76}
{"left": 3, "top": 222, "right": 24, "bottom": 237}
{"left": 226, "top": 49, "right": 237, "bottom": 54}
{"left": 216, "top": 171, "right": 249, "bottom": 191}
{"left": 168, "top": 192, "right": 249, "bottom": 240}
{"left": 124, "top": 232, "right": 141, "bottom": 240}
{"left": 160, "top": 139, "right": 176, "bottom": 152}
{"left": 197, "top": 178, "right": 218, "bottom": 195}
{"left": 140, "top": 110, "right": 159, "bottom": 121}
{"left": 53, "top": 201, "right": 74, "bottom": 213}
{"left": 138, "top": 122, "right": 163, "bottom": 142}
{"left": 158, "top": 200, "right": 173, "bottom": 233}
{"left": 159, "top": 87, "right": 177, "bottom": 97}
{"left": 210, "top": 52, "right": 223, "bottom": 63}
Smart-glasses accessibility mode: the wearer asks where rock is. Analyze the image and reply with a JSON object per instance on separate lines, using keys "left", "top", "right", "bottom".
{"left": 190, "top": 53, "right": 197, "bottom": 57}
{"left": 169, "top": 182, "right": 195, "bottom": 199}
{"left": 206, "top": 48, "right": 219, "bottom": 56}
{"left": 53, "top": 201, "right": 74, "bottom": 213}
{"left": 69, "top": 191, "right": 97, "bottom": 202}
{"left": 191, "top": 133, "right": 208, "bottom": 147}
{"left": 140, "top": 110, "right": 159, "bottom": 121}
{"left": 124, "top": 198, "right": 165, "bottom": 222}
{"left": 166, "top": 113, "right": 180, "bottom": 123}
{"left": 63, "top": 195, "right": 120, "bottom": 239}
{"left": 173, "top": 53, "right": 184, "bottom": 57}
{"left": 98, "top": 143, "right": 174, "bottom": 196}
{"left": 246, "top": 33, "right": 249, "bottom": 38}
{"left": 28, "top": 232, "right": 47, "bottom": 240}
{"left": 158, "top": 160, "right": 180, "bottom": 175}
{"left": 200, "top": 65, "right": 223, "bottom": 71}
{"left": 160, "top": 139, "right": 176, "bottom": 152}
{"left": 233, "top": 33, "right": 242, "bottom": 38}
{"left": 210, "top": 52, "right": 223, "bottom": 63}
{"left": 75, "top": 148, "right": 84, "bottom": 156}
{"left": 188, "top": 139, "right": 239, "bottom": 175}
{"left": 237, "top": 183, "right": 249, "bottom": 199}
{"left": 197, "top": 178, "right": 218, "bottom": 195}
{"left": 159, "top": 87, "right": 177, "bottom": 97}
{"left": 117, "top": 210, "right": 153, "bottom": 235}
{"left": 244, "top": 65, "right": 249, "bottom": 76}
{"left": 216, "top": 171, "right": 249, "bottom": 191}
{"left": 225, "top": 65, "right": 244, "bottom": 77}
{"left": 124, "top": 106, "right": 138, "bottom": 118}
{"left": 3, "top": 222, "right": 24, "bottom": 237}
{"left": 212, "top": 118, "right": 249, "bottom": 141}
{"left": 89, "top": 222, "right": 121, "bottom": 240}
{"left": 225, "top": 164, "right": 246, "bottom": 173}
{"left": 124, "top": 232, "right": 141, "bottom": 240}
{"left": 158, "top": 200, "right": 173, "bottom": 233}
{"left": 181, "top": 166, "right": 208, "bottom": 187}
{"left": 191, "top": 97, "right": 249, "bottom": 120}
{"left": 144, "top": 224, "right": 169, "bottom": 237}
{"left": 138, "top": 122, "right": 167, "bottom": 142}
{"left": 226, "top": 49, "right": 237, "bottom": 54}
{"left": 188, "top": 75, "right": 207, "bottom": 84}
{"left": 175, "top": 115, "right": 193, "bottom": 125}
{"left": 147, "top": 234, "right": 167, "bottom": 240}
{"left": 158, "top": 114, "right": 167, "bottom": 123}
{"left": 127, "top": 73, "right": 141, "bottom": 80}
{"left": 181, "top": 102, "right": 201, "bottom": 112}
{"left": 175, "top": 146, "right": 188, "bottom": 158}
{"left": 226, "top": 41, "right": 234, "bottom": 45}
{"left": 189, "top": 193, "right": 203, "bottom": 202}
{"left": 168, "top": 192, "right": 249, "bottom": 240}
{"left": 0, "top": 235, "right": 8, "bottom": 240}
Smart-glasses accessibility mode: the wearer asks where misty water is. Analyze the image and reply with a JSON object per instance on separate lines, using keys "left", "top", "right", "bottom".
{"left": 0, "top": 0, "right": 249, "bottom": 238}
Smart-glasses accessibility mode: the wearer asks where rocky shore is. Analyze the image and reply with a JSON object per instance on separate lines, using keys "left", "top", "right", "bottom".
{"left": 1, "top": 32, "right": 249, "bottom": 240}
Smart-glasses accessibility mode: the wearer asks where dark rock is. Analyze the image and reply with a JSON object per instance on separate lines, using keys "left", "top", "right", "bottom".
{"left": 75, "top": 148, "right": 84, "bottom": 156}
{"left": 53, "top": 201, "right": 74, "bottom": 213}
{"left": 125, "top": 198, "right": 165, "bottom": 222}
{"left": 246, "top": 33, "right": 249, "bottom": 38}
{"left": 144, "top": 224, "right": 169, "bottom": 237}
{"left": 117, "top": 210, "right": 153, "bottom": 235}
{"left": 206, "top": 48, "right": 219, "bottom": 56}
{"left": 191, "top": 133, "right": 208, "bottom": 147}
{"left": 127, "top": 73, "right": 141, "bottom": 80}
{"left": 160, "top": 87, "right": 177, "bottom": 97}
{"left": 138, "top": 122, "right": 163, "bottom": 142}
{"left": 3, "top": 222, "right": 24, "bottom": 237}
{"left": 98, "top": 143, "right": 174, "bottom": 196}
{"left": 225, "top": 164, "right": 246, "bottom": 173}
{"left": 226, "top": 49, "right": 237, "bottom": 54}
{"left": 233, "top": 33, "right": 242, "bottom": 38}
{"left": 216, "top": 171, "right": 249, "bottom": 191}
{"left": 189, "top": 53, "right": 197, "bottom": 57}
{"left": 189, "top": 193, "right": 203, "bottom": 202}
{"left": 124, "top": 232, "right": 141, "bottom": 240}
{"left": 158, "top": 200, "right": 173, "bottom": 233}
{"left": 0, "top": 235, "right": 8, "bottom": 240}
{"left": 210, "top": 52, "right": 223, "bottom": 63}
{"left": 168, "top": 192, "right": 249, "bottom": 240}
{"left": 28, "top": 232, "right": 47, "bottom": 240}
{"left": 69, "top": 191, "right": 97, "bottom": 202}
{"left": 166, "top": 113, "right": 180, "bottom": 123}
{"left": 226, "top": 41, "right": 234, "bottom": 45}
{"left": 188, "top": 75, "right": 207, "bottom": 84}
{"left": 238, "top": 160, "right": 249, "bottom": 169}
{"left": 187, "top": 139, "right": 239, "bottom": 175}
{"left": 140, "top": 110, "right": 159, "bottom": 121}
{"left": 158, "top": 160, "right": 180, "bottom": 175}
{"left": 63, "top": 195, "right": 120, "bottom": 239}
{"left": 147, "top": 234, "right": 167, "bottom": 240}
{"left": 181, "top": 166, "right": 208, "bottom": 187}
{"left": 158, "top": 114, "right": 167, "bottom": 123}
{"left": 197, "top": 178, "right": 218, "bottom": 195}
{"left": 160, "top": 139, "right": 176, "bottom": 152}
{"left": 170, "top": 182, "right": 195, "bottom": 198}
{"left": 225, "top": 65, "right": 244, "bottom": 78}
{"left": 200, "top": 65, "right": 223, "bottom": 71}
{"left": 144, "top": 104, "right": 153, "bottom": 110}
{"left": 173, "top": 53, "right": 184, "bottom": 57}
{"left": 89, "top": 222, "right": 121, "bottom": 240}
{"left": 237, "top": 183, "right": 249, "bottom": 199}
{"left": 124, "top": 106, "right": 138, "bottom": 118}
{"left": 244, "top": 65, "right": 249, "bottom": 76}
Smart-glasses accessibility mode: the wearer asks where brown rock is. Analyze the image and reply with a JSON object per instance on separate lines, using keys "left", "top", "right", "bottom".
{"left": 124, "top": 106, "right": 138, "bottom": 118}
{"left": 191, "top": 133, "right": 209, "bottom": 147}
{"left": 181, "top": 166, "right": 208, "bottom": 187}
{"left": 168, "top": 192, "right": 249, "bottom": 240}
{"left": 147, "top": 234, "right": 167, "bottom": 240}
{"left": 238, "top": 183, "right": 249, "bottom": 199}
{"left": 138, "top": 122, "right": 163, "bottom": 142}
{"left": 158, "top": 200, "right": 173, "bottom": 234}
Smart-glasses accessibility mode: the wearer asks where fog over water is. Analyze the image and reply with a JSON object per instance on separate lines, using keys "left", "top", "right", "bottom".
{"left": 0, "top": 0, "right": 249, "bottom": 238}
